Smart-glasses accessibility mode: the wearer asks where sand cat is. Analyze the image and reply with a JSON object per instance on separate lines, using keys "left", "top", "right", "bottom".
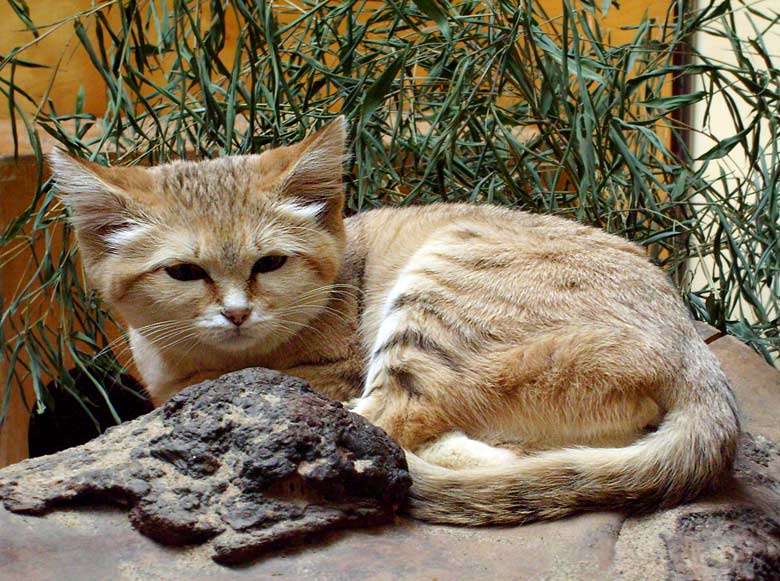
{"left": 50, "top": 117, "right": 739, "bottom": 525}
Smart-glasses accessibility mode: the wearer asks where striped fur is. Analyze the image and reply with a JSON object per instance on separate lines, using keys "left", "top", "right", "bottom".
{"left": 52, "top": 118, "right": 740, "bottom": 525}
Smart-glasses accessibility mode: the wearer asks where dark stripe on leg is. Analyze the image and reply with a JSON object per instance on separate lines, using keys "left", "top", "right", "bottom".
{"left": 372, "top": 329, "right": 462, "bottom": 371}
{"left": 387, "top": 367, "right": 421, "bottom": 397}
{"left": 389, "top": 291, "right": 501, "bottom": 347}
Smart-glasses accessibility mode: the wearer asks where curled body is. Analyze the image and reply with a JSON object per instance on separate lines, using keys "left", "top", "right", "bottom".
{"left": 50, "top": 118, "right": 740, "bottom": 525}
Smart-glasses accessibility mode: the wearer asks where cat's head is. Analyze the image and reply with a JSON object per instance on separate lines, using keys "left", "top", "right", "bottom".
{"left": 49, "top": 117, "right": 348, "bottom": 354}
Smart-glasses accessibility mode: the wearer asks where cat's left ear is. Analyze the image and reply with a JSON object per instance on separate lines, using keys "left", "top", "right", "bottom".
{"left": 47, "top": 149, "right": 155, "bottom": 258}
{"left": 276, "top": 116, "right": 348, "bottom": 209}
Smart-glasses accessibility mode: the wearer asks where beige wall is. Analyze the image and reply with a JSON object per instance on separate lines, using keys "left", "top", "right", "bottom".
{"left": 689, "top": 0, "right": 779, "bottom": 347}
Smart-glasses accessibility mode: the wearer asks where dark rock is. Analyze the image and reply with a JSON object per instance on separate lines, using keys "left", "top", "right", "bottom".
{"left": 668, "top": 507, "right": 780, "bottom": 580}
{"left": 0, "top": 368, "right": 411, "bottom": 565}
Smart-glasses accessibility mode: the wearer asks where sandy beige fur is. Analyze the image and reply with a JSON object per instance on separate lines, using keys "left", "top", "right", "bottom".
{"left": 49, "top": 118, "right": 740, "bottom": 525}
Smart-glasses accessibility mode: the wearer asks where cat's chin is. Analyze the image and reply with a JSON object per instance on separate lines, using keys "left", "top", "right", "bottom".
{"left": 205, "top": 331, "right": 263, "bottom": 352}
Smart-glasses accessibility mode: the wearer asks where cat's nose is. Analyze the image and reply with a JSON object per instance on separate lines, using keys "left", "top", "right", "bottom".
{"left": 221, "top": 306, "right": 251, "bottom": 327}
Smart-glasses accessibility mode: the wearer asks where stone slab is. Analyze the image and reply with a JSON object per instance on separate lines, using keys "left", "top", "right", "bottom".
{"left": 1, "top": 333, "right": 779, "bottom": 579}
{"left": 0, "top": 507, "right": 623, "bottom": 580}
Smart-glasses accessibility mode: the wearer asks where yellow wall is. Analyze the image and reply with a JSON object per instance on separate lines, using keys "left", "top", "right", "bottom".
{"left": 0, "top": 1, "right": 673, "bottom": 126}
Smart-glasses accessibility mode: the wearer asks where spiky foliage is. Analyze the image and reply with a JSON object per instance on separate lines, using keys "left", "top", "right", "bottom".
{"left": 1, "top": 0, "right": 778, "bottom": 428}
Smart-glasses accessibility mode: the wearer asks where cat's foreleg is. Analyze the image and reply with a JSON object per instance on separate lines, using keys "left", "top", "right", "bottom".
{"left": 350, "top": 262, "right": 504, "bottom": 453}
{"left": 341, "top": 397, "right": 362, "bottom": 410}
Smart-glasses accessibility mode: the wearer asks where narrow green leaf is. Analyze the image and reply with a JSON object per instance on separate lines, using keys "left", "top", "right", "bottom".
{"left": 362, "top": 49, "right": 406, "bottom": 118}
{"left": 412, "top": 0, "right": 451, "bottom": 38}
{"left": 696, "top": 125, "right": 754, "bottom": 162}
{"left": 639, "top": 91, "right": 707, "bottom": 111}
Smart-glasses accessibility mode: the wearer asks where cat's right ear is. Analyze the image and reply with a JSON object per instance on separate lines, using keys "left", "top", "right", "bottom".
{"left": 48, "top": 149, "right": 152, "bottom": 254}
{"left": 276, "top": 116, "right": 348, "bottom": 205}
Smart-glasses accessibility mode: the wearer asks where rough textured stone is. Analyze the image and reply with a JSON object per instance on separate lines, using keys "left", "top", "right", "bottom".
{"left": 668, "top": 506, "right": 780, "bottom": 579}
{"left": 0, "top": 368, "right": 410, "bottom": 565}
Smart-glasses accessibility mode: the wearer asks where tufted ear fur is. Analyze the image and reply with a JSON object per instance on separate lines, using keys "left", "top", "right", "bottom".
{"left": 274, "top": 116, "right": 348, "bottom": 221}
{"left": 48, "top": 150, "right": 155, "bottom": 258}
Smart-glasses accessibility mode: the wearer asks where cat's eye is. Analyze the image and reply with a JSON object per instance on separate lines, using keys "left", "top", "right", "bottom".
{"left": 164, "top": 263, "right": 209, "bottom": 282}
{"left": 252, "top": 255, "right": 287, "bottom": 275}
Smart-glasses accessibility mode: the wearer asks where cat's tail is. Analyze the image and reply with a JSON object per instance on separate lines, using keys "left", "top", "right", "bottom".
{"left": 403, "top": 352, "right": 740, "bottom": 525}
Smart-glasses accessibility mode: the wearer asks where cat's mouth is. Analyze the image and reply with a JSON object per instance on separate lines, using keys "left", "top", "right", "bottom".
{"left": 225, "top": 328, "right": 254, "bottom": 339}
{"left": 205, "top": 327, "right": 259, "bottom": 349}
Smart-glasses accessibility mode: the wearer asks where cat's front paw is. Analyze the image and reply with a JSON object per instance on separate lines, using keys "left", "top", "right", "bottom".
{"left": 341, "top": 397, "right": 362, "bottom": 411}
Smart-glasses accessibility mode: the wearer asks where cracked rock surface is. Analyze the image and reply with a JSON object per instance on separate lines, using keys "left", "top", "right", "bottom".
{"left": 0, "top": 368, "right": 411, "bottom": 565}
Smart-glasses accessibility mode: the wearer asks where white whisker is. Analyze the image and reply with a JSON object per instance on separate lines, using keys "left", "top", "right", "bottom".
{"left": 155, "top": 332, "right": 200, "bottom": 354}
{"left": 274, "top": 318, "right": 329, "bottom": 340}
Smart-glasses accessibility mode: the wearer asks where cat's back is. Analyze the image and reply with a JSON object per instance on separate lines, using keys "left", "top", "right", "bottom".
{"left": 345, "top": 203, "right": 683, "bottom": 347}
{"left": 345, "top": 202, "right": 649, "bottom": 278}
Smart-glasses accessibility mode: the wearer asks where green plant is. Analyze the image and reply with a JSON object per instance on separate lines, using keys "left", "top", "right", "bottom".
{"left": 1, "top": 0, "right": 778, "bottom": 429}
